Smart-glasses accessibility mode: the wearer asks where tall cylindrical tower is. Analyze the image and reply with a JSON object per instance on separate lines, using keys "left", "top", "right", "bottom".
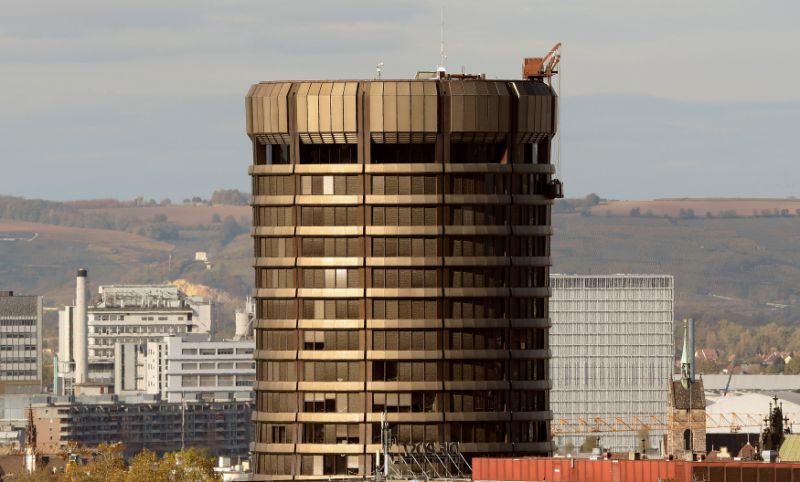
{"left": 74, "top": 268, "right": 89, "bottom": 385}
{"left": 248, "top": 73, "right": 557, "bottom": 480}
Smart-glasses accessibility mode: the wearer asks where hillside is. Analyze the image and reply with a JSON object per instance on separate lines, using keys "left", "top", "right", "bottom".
{"left": 3, "top": 196, "right": 800, "bottom": 358}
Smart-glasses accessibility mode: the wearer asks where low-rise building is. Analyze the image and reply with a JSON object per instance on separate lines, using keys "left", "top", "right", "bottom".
{"left": 32, "top": 395, "right": 252, "bottom": 458}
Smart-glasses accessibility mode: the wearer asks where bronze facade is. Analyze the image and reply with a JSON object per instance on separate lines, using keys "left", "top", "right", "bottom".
{"left": 247, "top": 77, "right": 557, "bottom": 480}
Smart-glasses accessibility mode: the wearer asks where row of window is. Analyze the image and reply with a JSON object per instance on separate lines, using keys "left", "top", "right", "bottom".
{"left": 253, "top": 173, "right": 551, "bottom": 197}
{"left": 257, "top": 390, "right": 545, "bottom": 415}
{"left": 0, "top": 319, "right": 36, "bottom": 326}
{"left": 179, "top": 361, "right": 255, "bottom": 370}
{"left": 258, "top": 328, "right": 545, "bottom": 352}
{"left": 254, "top": 206, "right": 548, "bottom": 227}
{"left": 258, "top": 267, "right": 547, "bottom": 289}
{"left": 258, "top": 360, "right": 547, "bottom": 382}
{"left": 0, "top": 345, "right": 37, "bottom": 351}
{"left": 257, "top": 142, "right": 551, "bottom": 166}
{"left": 255, "top": 420, "right": 546, "bottom": 446}
{"left": 255, "top": 236, "right": 548, "bottom": 258}
{"left": 180, "top": 347, "right": 253, "bottom": 355}
{"left": 257, "top": 298, "right": 547, "bottom": 320}
{"left": 179, "top": 374, "right": 254, "bottom": 387}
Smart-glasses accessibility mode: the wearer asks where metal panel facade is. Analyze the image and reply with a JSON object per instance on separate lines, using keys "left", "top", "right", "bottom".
{"left": 247, "top": 78, "right": 557, "bottom": 480}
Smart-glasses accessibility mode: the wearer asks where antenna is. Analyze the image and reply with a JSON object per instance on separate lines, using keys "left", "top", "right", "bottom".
{"left": 376, "top": 62, "right": 384, "bottom": 80}
{"left": 439, "top": 7, "right": 447, "bottom": 69}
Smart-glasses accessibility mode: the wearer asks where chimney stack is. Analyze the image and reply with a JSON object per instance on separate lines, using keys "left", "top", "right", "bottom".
{"left": 74, "top": 269, "right": 89, "bottom": 385}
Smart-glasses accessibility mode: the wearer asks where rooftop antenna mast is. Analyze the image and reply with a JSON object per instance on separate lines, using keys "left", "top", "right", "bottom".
{"left": 438, "top": 7, "right": 447, "bottom": 76}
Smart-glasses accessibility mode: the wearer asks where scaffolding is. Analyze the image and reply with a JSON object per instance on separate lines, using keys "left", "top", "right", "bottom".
{"left": 549, "top": 275, "right": 675, "bottom": 452}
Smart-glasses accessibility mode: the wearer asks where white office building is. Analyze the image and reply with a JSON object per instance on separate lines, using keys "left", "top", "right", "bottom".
{"left": 145, "top": 334, "right": 255, "bottom": 403}
{"left": 58, "top": 283, "right": 213, "bottom": 395}
{"left": 549, "top": 274, "right": 674, "bottom": 453}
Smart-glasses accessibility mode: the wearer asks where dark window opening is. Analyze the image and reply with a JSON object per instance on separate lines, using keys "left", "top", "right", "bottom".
{"left": 683, "top": 429, "right": 691, "bottom": 450}
{"left": 522, "top": 143, "right": 539, "bottom": 164}
{"left": 300, "top": 143, "right": 357, "bottom": 164}
{"left": 371, "top": 143, "right": 435, "bottom": 163}
{"left": 260, "top": 144, "right": 290, "bottom": 165}
{"left": 450, "top": 142, "right": 505, "bottom": 163}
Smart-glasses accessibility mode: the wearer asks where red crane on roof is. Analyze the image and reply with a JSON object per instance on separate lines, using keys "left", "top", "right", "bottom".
{"left": 523, "top": 42, "right": 561, "bottom": 80}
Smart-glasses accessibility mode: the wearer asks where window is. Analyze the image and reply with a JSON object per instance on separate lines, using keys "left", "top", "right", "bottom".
{"left": 372, "top": 330, "right": 437, "bottom": 350}
{"left": 371, "top": 207, "right": 436, "bottom": 226}
{"left": 303, "top": 331, "right": 359, "bottom": 350}
{"left": 254, "top": 207, "right": 293, "bottom": 226}
{"left": 371, "top": 143, "right": 435, "bottom": 164}
{"left": 256, "top": 237, "right": 295, "bottom": 257}
{"left": 448, "top": 268, "right": 505, "bottom": 288}
{"left": 373, "top": 392, "right": 438, "bottom": 413}
{"left": 300, "top": 206, "right": 360, "bottom": 226}
{"left": 449, "top": 360, "right": 503, "bottom": 381}
{"left": 509, "top": 236, "right": 547, "bottom": 257}
{"left": 372, "top": 361, "right": 437, "bottom": 381}
{"left": 303, "top": 361, "right": 362, "bottom": 381}
{"left": 259, "top": 330, "right": 297, "bottom": 351}
{"left": 257, "top": 144, "right": 290, "bottom": 165}
{"left": 371, "top": 237, "right": 437, "bottom": 257}
{"left": 448, "top": 329, "right": 504, "bottom": 350}
{"left": 448, "top": 236, "right": 506, "bottom": 257}
{"left": 253, "top": 175, "right": 294, "bottom": 195}
{"left": 301, "top": 175, "right": 361, "bottom": 195}
{"left": 300, "top": 268, "right": 361, "bottom": 289}
{"left": 510, "top": 205, "right": 548, "bottom": 226}
{"left": 449, "top": 205, "right": 505, "bottom": 225}
{"left": 371, "top": 175, "right": 437, "bottom": 195}
{"left": 450, "top": 142, "right": 505, "bottom": 163}
{"left": 448, "top": 173, "right": 506, "bottom": 194}
{"left": 300, "top": 144, "right": 357, "bottom": 164}
{"left": 302, "top": 299, "right": 360, "bottom": 320}
{"left": 258, "top": 299, "right": 296, "bottom": 319}
{"left": 446, "top": 298, "right": 505, "bottom": 319}
{"left": 371, "top": 299, "right": 437, "bottom": 319}
{"left": 300, "top": 237, "right": 360, "bottom": 257}
{"left": 259, "top": 361, "right": 297, "bottom": 381}
{"left": 258, "top": 268, "right": 295, "bottom": 288}
{"left": 371, "top": 268, "right": 436, "bottom": 288}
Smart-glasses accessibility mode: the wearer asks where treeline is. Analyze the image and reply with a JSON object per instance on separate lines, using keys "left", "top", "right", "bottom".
{"left": 629, "top": 208, "right": 800, "bottom": 219}
{"left": 553, "top": 193, "right": 603, "bottom": 214}
{"left": 16, "top": 444, "right": 220, "bottom": 482}
{"left": 0, "top": 195, "right": 141, "bottom": 231}
{"left": 0, "top": 195, "right": 250, "bottom": 244}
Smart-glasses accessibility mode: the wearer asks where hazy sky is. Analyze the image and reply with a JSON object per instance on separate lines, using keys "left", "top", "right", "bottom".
{"left": 1, "top": 0, "right": 798, "bottom": 201}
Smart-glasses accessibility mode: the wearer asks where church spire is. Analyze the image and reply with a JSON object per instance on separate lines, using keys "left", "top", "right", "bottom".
{"left": 680, "top": 322, "right": 692, "bottom": 390}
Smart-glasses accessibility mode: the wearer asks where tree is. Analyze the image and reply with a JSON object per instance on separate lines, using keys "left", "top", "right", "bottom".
{"left": 153, "top": 214, "right": 168, "bottom": 223}
{"left": 580, "top": 435, "right": 599, "bottom": 453}
{"left": 785, "top": 358, "right": 800, "bottom": 374}
{"left": 210, "top": 189, "right": 249, "bottom": 206}
{"left": 696, "top": 358, "right": 719, "bottom": 374}
{"left": 220, "top": 216, "right": 244, "bottom": 245}
{"left": 211, "top": 213, "right": 221, "bottom": 223}
{"left": 765, "top": 357, "right": 785, "bottom": 374}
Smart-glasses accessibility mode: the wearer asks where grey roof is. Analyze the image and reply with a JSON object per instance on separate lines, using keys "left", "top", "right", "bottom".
{"left": 0, "top": 294, "right": 38, "bottom": 318}
{"left": 702, "top": 374, "right": 800, "bottom": 391}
